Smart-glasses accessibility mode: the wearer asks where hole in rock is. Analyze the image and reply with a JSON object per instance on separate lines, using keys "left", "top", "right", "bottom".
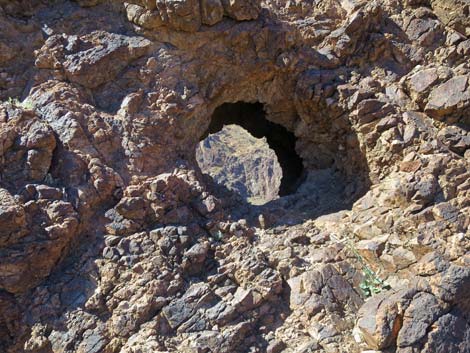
{"left": 196, "top": 102, "right": 305, "bottom": 205}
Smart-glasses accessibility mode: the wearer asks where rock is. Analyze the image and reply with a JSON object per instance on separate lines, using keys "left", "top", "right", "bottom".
{"left": 431, "top": 0, "right": 470, "bottom": 36}
{"left": 125, "top": 3, "right": 166, "bottom": 29}
{"left": 125, "top": 0, "right": 203, "bottom": 31}
{"left": 221, "top": 0, "right": 260, "bottom": 21}
{"left": 232, "top": 287, "right": 262, "bottom": 312}
{"left": 0, "top": 290, "right": 20, "bottom": 350}
{"left": 407, "top": 14, "right": 444, "bottom": 47}
{"left": 184, "top": 241, "right": 209, "bottom": 263}
{"left": 397, "top": 292, "right": 448, "bottom": 347}
{"left": 162, "top": 0, "right": 202, "bottom": 32}
{"left": 75, "top": 0, "right": 103, "bottom": 6}
{"left": 352, "top": 99, "right": 389, "bottom": 124}
{"left": 356, "top": 288, "right": 412, "bottom": 350}
{"left": 267, "top": 340, "right": 287, "bottom": 353}
{"left": 408, "top": 68, "right": 439, "bottom": 95}
{"left": 0, "top": 109, "right": 56, "bottom": 187}
{"left": 0, "top": 189, "right": 27, "bottom": 247}
{"left": 400, "top": 159, "right": 422, "bottom": 173}
{"left": 35, "top": 185, "right": 63, "bottom": 200}
{"left": 457, "top": 39, "right": 470, "bottom": 56}
{"left": 288, "top": 264, "right": 363, "bottom": 314}
{"left": 425, "top": 75, "right": 470, "bottom": 123}
{"left": 162, "top": 283, "right": 212, "bottom": 329}
{"left": 356, "top": 259, "right": 470, "bottom": 352}
{"left": 77, "top": 330, "right": 107, "bottom": 353}
{"left": 200, "top": 0, "right": 224, "bottom": 25}
{"left": 196, "top": 124, "right": 282, "bottom": 204}
{"left": 438, "top": 126, "right": 470, "bottom": 155}
{"left": 115, "top": 197, "right": 147, "bottom": 220}
{"left": 392, "top": 247, "right": 417, "bottom": 270}
{"left": 0, "top": 1, "right": 469, "bottom": 353}
{"left": 37, "top": 32, "right": 153, "bottom": 88}
{"left": 355, "top": 237, "right": 386, "bottom": 262}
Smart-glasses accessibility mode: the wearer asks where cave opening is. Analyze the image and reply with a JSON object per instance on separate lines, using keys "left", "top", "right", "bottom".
{"left": 197, "top": 102, "right": 305, "bottom": 204}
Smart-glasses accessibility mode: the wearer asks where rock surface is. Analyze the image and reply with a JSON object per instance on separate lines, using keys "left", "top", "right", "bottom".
{"left": 0, "top": 0, "right": 468, "bottom": 352}
{"left": 196, "top": 124, "right": 282, "bottom": 204}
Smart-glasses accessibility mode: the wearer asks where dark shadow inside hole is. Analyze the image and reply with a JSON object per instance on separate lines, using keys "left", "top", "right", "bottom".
{"left": 201, "top": 102, "right": 305, "bottom": 196}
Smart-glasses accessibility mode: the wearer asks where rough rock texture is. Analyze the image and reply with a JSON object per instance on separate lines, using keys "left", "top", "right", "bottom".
{"left": 0, "top": 0, "right": 469, "bottom": 352}
{"left": 356, "top": 253, "right": 470, "bottom": 352}
{"left": 124, "top": 0, "right": 260, "bottom": 31}
{"left": 196, "top": 124, "right": 282, "bottom": 204}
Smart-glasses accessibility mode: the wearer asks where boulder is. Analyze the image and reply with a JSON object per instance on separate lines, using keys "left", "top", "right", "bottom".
{"left": 425, "top": 75, "right": 470, "bottom": 124}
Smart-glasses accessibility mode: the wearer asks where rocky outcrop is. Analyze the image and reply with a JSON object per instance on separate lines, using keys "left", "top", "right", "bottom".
{"left": 35, "top": 31, "right": 153, "bottom": 88}
{"left": 196, "top": 125, "right": 282, "bottom": 204}
{"left": 0, "top": 0, "right": 469, "bottom": 352}
{"left": 0, "top": 107, "right": 80, "bottom": 294}
{"left": 431, "top": 0, "right": 470, "bottom": 36}
{"left": 0, "top": 7, "right": 42, "bottom": 100}
{"left": 425, "top": 74, "right": 470, "bottom": 124}
{"left": 357, "top": 254, "right": 470, "bottom": 352}
{"left": 124, "top": 0, "right": 260, "bottom": 31}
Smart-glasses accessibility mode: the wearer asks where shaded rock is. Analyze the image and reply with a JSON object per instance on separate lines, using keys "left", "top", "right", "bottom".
{"left": 438, "top": 125, "right": 470, "bottom": 155}
{"left": 0, "top": 188, "right": 27, "bottom": 247}
{"left": 162, "top": 283, "right": 213, "bottom": 329}
{"left": 397, "top": 292, "right": 449, "bottom": 347}
{"left": 201, "top": 0, "right": 224, "bottom": 25}
{"left": 221, "top": 0, "right": 260, "bottom": 21}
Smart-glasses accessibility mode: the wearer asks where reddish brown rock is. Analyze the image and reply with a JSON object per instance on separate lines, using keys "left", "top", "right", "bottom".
{"left": 0, "top": 0, "right": 469, "bottom": 352}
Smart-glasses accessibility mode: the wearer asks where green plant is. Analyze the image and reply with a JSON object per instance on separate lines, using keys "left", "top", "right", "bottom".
{"left": 212, "top": 229, "right": 224, "bottom": 241}
{"left": 351, "top": 244, "right": 391, "bottom": 297}
{"left": 7, "top": 97, "right": 20, "bottom": 106}
{"left": 336, "top": 231, "right": 391, "bottom": 297}
{"left": 6, "top": 97, "right": 35, "bottom": 110}
{"left": 359, "top": 265, "right": 391, "bottom": 297}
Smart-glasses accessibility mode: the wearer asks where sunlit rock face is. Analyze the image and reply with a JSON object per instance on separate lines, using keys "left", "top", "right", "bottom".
{"left": 0, "top": 0, "right": 470, "bottom": 352}
{"left": 196, "top": 124, "right": 282, "bottom": 205}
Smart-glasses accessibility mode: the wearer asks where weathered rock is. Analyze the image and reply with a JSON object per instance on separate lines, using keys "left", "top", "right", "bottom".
{"left": 36, "top": 32, "right": 152, "bottom": 88}
{"left": 0, "top": 1, "right": 469, "bottom": 352}
{"left": 288, "top": 264, "right": 363, "bottom": 314}
{"left": 201, "top": 0, "right": 224, "bottom": 25}
{"left": 221, "top": 0, "right": 260, "bottom": 21}
{"left": 0, "top": 188, "right": 27, "bottom": 247}
{"left": 431, "top": 0, "right": 470, "bottom": 36}
{"left": 356, "top": 256, "right": 470, "bottom": 352}
{"left": 438, "top": 125, "right": 470, "bottom": 155}
{"left": 196, "top": 124, "right": 282, "bottom": 204}
{"left": 125, "top": 0, "right": 204, "bottom": 31}
{"left": 0, "top": 108, "right": 56, "bottom": 188}
{"left": 425, "top": 75, "right": 470, "bottom": 124}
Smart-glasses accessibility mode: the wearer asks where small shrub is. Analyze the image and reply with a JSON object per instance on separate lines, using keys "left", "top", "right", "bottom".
{"left": 359, "top": 265, "right": 391, "bottom": 297}
{"left": 6, "top": 97, "right": 35, "bottom": 110}
{"left": 339, "top": 232, "right": 391, "bottom": 297}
